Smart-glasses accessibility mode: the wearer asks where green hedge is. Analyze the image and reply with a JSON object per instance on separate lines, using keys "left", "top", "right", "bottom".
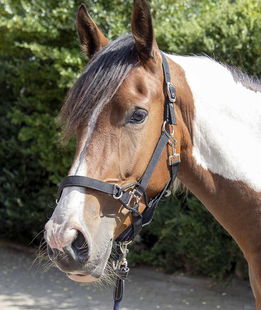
{"left": 0, "top": 0, "right": 260, "bottom": 278}
{"left": 130, "top": 195, "right": 248, "bottom": 279}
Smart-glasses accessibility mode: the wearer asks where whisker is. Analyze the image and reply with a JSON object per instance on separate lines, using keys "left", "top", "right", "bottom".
{"left": 29, "top": 229, "right": 45, "bottom": 245}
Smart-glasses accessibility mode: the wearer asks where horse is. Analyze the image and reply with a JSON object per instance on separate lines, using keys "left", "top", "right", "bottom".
{"left": 44, "top": 0, "right": 261, "bottom": 308}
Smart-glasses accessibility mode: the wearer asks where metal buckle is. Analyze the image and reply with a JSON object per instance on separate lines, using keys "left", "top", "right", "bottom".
{"left": 169, "top": 153, "right": 180, "bottom": 166}
{"left": 162, "top": 121, "right": 180, "bottom": 166}
{"left": 126, "top": 189, "right": 142, "bottom": 208}
{"left": 113, "top": 184, "right": 123, "bottom": 200}
{"left": 164, "top": 189, "right": 172, "bottom": 197}
{"left": 167, "top": 82, "right": 176, "bottom": 103}
{"left": 168, "top": 137, "right": 180, "bottom": 166}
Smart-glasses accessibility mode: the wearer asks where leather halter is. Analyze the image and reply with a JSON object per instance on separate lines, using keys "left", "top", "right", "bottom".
{"left": 56, "top": 52, "right": 180, "bottom": 309}
{"left": 57, "top": 52, "right": 180, "bottom": 241}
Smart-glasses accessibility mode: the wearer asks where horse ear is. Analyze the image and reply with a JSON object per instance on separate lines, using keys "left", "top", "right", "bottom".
{"left": 76, "top": 4, "right": 109, "bottom": 58}
{"left": 131, "top": 0, "right": 158, "bottom": 62}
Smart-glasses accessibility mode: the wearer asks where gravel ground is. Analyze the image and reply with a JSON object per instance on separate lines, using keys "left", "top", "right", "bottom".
{"left": 0, "top": 243, "right": 255, "bottom": 310}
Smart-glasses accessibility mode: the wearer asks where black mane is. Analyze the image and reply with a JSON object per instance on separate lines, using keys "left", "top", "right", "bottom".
{"left": 60, "top": 34, "right": 139, "bottom": 139}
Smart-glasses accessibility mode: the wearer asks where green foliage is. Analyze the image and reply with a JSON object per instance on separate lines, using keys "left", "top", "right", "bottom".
{"left": 0, "top": 0, "right": 81, "bottom": 242}
{"left": 0, "top": 0, "right": 259, "bottom": 276}
{"left": 130, "top": 195, "right": 248, "bottom": 279}
{"left": 154, "top": 0, "right": 261, "bottom": 77}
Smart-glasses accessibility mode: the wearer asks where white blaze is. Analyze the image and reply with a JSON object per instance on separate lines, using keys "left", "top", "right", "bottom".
{"left": 52, "top": 101, "right": 106, "bottom": 225}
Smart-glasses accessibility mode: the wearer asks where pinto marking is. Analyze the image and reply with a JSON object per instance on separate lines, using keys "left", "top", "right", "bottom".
{"left": 170, "top": 55, "right": 261, "bottom": 192}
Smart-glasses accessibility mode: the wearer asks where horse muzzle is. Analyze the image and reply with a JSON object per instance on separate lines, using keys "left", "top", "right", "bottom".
{"left": 47, "top": 239, "right": 103, "bottom": 282}
{"left": 45, "top": 223, "right": 93, "bottom": 273}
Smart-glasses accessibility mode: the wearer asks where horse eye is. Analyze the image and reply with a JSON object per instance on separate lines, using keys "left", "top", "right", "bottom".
{"left": 129, "top": 109, "right": 148, "bottom": 124}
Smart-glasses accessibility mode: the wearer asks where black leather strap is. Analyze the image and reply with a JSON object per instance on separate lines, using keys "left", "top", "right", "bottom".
{"left": 136, "top": 130, "right": 170, "bottom": 194}
{"left": 58, "top": 176, "right": 118, "bottom": 197}
{"left": 161, "top": 52, "right": 176, "bottom": 125}
{"left": 114, "top": 278, "right": 124, "bottom": 302}
{"left": 58, "top": 176, "right": 131, "bottom": 203}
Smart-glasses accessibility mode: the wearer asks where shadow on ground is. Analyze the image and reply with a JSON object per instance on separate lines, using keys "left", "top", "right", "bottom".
{"left": 0, "top": 244, "right": 255, "bottom": 310}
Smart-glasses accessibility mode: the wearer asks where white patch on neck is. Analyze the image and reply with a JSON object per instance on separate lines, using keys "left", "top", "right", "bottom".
{"left": 169, "top": 54, "right": 261, "bottom": 192}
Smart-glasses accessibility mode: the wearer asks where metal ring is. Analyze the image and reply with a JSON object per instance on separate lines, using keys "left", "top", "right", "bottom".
{"left": 162, "top": 120, "right": 167, "bottom": 133}
{"left": 164, "top": 189, "right": 172, "bottom": 197}
{"left": 113, "top": 184, "right": 123, "bottom": 200}
{"left": 162, "top": 121, "right": 175, "bottom": 138}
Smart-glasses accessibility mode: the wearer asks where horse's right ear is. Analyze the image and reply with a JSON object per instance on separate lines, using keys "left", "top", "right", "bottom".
{"left": 76, "top": 4, "right": 109, "bottom": 58}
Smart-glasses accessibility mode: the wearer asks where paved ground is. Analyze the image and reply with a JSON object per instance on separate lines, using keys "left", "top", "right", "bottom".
{"left": 0, "top": 244, "right": 255, "bottom": 310}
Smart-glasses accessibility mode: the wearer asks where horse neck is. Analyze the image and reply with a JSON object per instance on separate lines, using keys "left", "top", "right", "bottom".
{"left": 168, "top": 54, "right": 261, "bottom": 254}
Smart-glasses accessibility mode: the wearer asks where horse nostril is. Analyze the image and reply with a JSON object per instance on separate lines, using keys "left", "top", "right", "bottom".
{"left": 72, "top": 230, "right": 85, "bottom": 249}
{"left": 71, "top": 230, "right": 89, "bottom": 262}
{"left": 47, "top": 245, "right": 54, "bottom": 258}
{"left": 46, "top": 229, "right": 89, "bottom": 266}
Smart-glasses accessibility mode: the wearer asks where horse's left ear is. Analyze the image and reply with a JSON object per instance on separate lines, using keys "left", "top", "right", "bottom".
{"left": 131, "top": 0, "right": 158, "bottom": 62}
{"left": 76, "top": 4, "right": 109, "bottom": 58}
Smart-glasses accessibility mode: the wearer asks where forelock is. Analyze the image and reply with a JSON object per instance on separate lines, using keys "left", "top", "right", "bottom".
{"left": 59, "top": 34, "right": 139, "bottom": 140}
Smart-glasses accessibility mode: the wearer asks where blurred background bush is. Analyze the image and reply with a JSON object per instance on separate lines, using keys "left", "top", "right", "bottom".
{"left": 0, "top": 0, "right": 260, "bottom": 279}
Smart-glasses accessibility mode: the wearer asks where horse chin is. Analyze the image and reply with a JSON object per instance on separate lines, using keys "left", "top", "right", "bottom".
{"left": 64, "top": 239, "right": 113, "bottom": 283}
{"left": 67, "top": 273, "right": 98, "bottom": 283}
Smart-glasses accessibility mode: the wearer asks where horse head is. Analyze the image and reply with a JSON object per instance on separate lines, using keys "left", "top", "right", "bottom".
{"left": 44, "top": 0, "right": 185, "bottom": 282}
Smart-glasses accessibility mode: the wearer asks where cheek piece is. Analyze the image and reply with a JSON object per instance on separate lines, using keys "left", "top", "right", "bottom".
{"left": 56, "top": 52, "right": 180, "bottom": 310}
